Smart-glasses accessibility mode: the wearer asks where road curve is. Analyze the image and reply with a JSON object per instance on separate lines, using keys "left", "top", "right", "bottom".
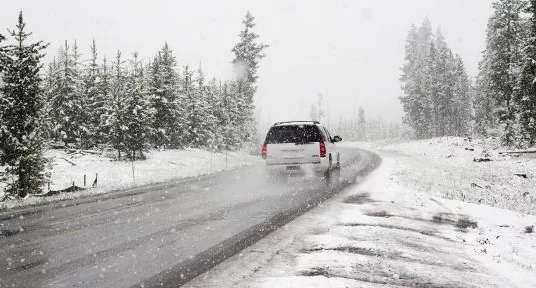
{"left": 0, "top": 147, "right": 380, "bottom": 288}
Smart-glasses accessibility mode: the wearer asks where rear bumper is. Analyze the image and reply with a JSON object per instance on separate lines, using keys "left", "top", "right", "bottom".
{"left": 265, "top": 158, "right": 330, "bottom": 172}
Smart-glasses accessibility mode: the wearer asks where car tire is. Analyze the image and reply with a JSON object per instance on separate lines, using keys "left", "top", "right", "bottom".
{"left": 324, "top": 164, "right": 340, "bottom": 187}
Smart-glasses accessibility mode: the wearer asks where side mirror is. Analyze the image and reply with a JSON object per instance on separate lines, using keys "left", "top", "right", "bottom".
{"left": 333, "top": 136, "right": 342, "bottom": 142}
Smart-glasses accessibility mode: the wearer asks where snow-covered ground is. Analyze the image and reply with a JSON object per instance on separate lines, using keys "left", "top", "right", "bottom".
{"left": 186, "top": 139, "right": 536, "bottom": 288}
{"left": 380, "top": 137, "right": 536, "bottom": 215}
{"left": 0, "top": 148, "right": 261, "bottom": 210}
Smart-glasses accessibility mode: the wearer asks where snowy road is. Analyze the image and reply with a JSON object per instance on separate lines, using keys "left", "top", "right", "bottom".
{"left": 186, "top": 153, "right": 534, "bottom": 288}
{"left": 0, "top": 147, "right": 380, "bottom": 288}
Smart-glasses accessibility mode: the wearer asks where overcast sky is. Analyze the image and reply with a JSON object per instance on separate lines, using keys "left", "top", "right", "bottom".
{"left": 1, "top": 0, "right": 493, "bottom": 129}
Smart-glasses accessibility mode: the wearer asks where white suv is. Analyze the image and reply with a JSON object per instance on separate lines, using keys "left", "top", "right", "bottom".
{"left": 261, "top": 121, "right": 342, "bottom": 179}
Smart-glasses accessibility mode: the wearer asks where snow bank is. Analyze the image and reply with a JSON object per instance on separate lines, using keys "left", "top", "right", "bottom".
{"left": 0, "top": 148, "right": 261, "bottom": 210}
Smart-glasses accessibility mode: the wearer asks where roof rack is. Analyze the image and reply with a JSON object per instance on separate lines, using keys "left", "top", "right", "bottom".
{"left": 273, "top": 121, "right": 320, "bottom": 126}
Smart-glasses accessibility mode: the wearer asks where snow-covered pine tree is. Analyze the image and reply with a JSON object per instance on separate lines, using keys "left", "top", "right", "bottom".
{"left": 452, "top": 55, "right": 472, "bottom": 136}
{"left": 399, "top": 24, "right": 420, "bottom": 137}
{"left": 517, "top": 0, "right": 536, "bottom": 145}
{"left": 42, "top": 58, "right": 59, "bottom": 141}
{"left": 51, "top": 41, "right": 83, "bottom": 147}
{"left": 417, "top": 18, "right": 434, "bottom": 139}
{"left": 433, "top": 29, "right": 453, "bottom": 136}
{"left": 94, "top": 56, "right": 112, "bottom": 146}
{"left": 483, "top": 0, "right": 526, "bottom": 145}
{"left": 224, "top": 81, "right": 243, "bottom": 149}
{"left": 400, "top": 19, "right": 434, "bottom": 139}
{"left": 206, "top": 77, "right": 223, "bottom": 151}
{"left": 422, "top": 40, "right": 436, "bottom": 138}
{"left": 309, "top": 104, "right": 318, "bottom": 121}
{"left": 216, "top": 81, "right": 235, "bottom": 150}
{"left": 231, "top": 11, "right": 268, "bottom": 146}
{"left": 0, "top": 34, "right": 5, "bottom": 72}
{"left": 357, "top": 106, "right": 366, "bottom": 141}
{"left": 0, "top": 12, "right": 48, "bottom": 197}
{"left": 182, "top": 65, "right": 196, "bottom": 147}
{"left": 149, "top": 43, "right": 182, "bottom": 148}
{"left": 71, "top": 41, "right": 91, "bottom": 148}
{"left": 83, "top": 39, "right": 100, "bottom": 148}
{"left": 474, "top": 54, "right": 496, "bottom": 135}
{"left": 122, "top": 53, "right": 154, "bottom": 160}
{"left": 190, "top": 66, "right": 213, "bottom": 148}
{"left": 108, "top": 50, "right": 127, "bottom": 159}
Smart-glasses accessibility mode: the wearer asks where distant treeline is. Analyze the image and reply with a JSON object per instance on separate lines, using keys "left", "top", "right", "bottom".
{"left": 332, "top": 106, "right": 406, "bottom": 142}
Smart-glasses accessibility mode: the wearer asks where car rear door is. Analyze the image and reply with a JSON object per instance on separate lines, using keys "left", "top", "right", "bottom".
{"left": 264, "top": 125, "right": 323, "bottom": 165}
{"left": 322, "top": 126, "right": 338, "bottom": 163}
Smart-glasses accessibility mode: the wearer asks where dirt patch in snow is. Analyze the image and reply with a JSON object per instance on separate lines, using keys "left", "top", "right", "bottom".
{"left": 343, "top": 192, "right": 375, "bottom": 204}
{"left": 364, "top": 210, "right": 393, "bottom": 218}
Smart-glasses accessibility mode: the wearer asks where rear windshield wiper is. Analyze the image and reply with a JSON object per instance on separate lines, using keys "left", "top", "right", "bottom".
{"left": 295, "top": 141, "right": 314, "bottom": 145}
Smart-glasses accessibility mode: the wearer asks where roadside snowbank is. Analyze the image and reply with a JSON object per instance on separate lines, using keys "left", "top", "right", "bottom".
{"left": 0, "top": 148, "right": 261, "bottom": 210}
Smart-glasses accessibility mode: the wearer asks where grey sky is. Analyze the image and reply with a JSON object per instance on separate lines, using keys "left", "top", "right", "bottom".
{"left": 1, "top": 0, "right": 493, "bottom": 129}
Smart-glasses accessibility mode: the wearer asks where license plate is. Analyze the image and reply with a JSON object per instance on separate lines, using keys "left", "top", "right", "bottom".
{"left": 286, "top": 166, "right": 300, "bottom": 170}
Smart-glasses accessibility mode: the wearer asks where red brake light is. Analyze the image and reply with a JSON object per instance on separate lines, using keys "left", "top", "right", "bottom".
{"left": 262, "top": 144, "right": 267, "bottom": 159}
{"left": 319, "top": 141, "right": 326, "bottom": 157}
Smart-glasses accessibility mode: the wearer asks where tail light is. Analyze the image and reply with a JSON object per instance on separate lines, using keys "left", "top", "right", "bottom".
{"left": 261, "top": 144, "right": 267, "bottom": 159}
{"left": 319, "top": 141, "right": 327, "bottom": 158}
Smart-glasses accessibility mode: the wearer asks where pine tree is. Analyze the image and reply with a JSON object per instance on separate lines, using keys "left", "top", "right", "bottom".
{"left": 42, "top": 58, "right": 59, "bottom": 141}
{"left": 189, "top": 66, "right": 213, "bottom": 147}
{"left": 231, "top": 11, "right": 268, "bottom": 145}
{"left": 517, "top": 0, "right": 536, "bottom": 145}
{"left": 94, "top": 56, "right": 112, "bottom": 146}
{"left": 182, "top": 65, "right": 196, "bottom": 147}
{"left": 71, "top": 41, "right": 91, "bottom": 148}
{"left": 400, "top": 20, "right": 434, "bottom": 139}
{"left": 108, "top": 50, "right": 127, "bottom": 159}
{"left": 51, "top": 41, "right": 83, "bottom": 147}
{"left": 149, "top": 43, "right": 182, "bottom": 148}
{"left": 123, "top": 53, "right": 154, "bottom": 160}
{"left": 217, "top": 81, "right": 240, "bottom": 150}
{"left": 224, "top": 81, "right": 243, "bottom": 149}
{"left": 483, "top": 0, "right": 526, "bottom": 145}
{"left": 84, "top": 40, "right": 100, "bottom": 147}
{"left": 206, "top": 78, "right": 222, "bottom": 150}
{"left": 357, "top": 106, "right": 366, "bottom": 141}
{"left": 452, "top": 55, "right": 472, "bottom": 136}
{"left": 309, "top": 104, "right": 318, "bottom": 121}
{"left": 0, "top": 12, "right": 48, "bottom": 197}
{"left": 474, "top": 55, "right": 496, "bottom": 135}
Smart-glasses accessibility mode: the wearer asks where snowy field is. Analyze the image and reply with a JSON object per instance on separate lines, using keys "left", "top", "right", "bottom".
{"left": 0, "top": 148, "right": 261, "bottom": 210}
{"left": 379, "top": 137, "right": 536, "bottom": 215}
{"left": 186, "top": 140, "right": 536, "bottom": 288}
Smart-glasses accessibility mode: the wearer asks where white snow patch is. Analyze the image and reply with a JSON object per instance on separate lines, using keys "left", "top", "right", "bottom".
{"left": 0, "top": 148, "right": 261, "bottom": 210}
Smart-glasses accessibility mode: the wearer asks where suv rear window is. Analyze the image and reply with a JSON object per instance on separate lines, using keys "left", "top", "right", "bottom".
{"left": 264, "top": 125, "right": 324, "bottom": 144}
